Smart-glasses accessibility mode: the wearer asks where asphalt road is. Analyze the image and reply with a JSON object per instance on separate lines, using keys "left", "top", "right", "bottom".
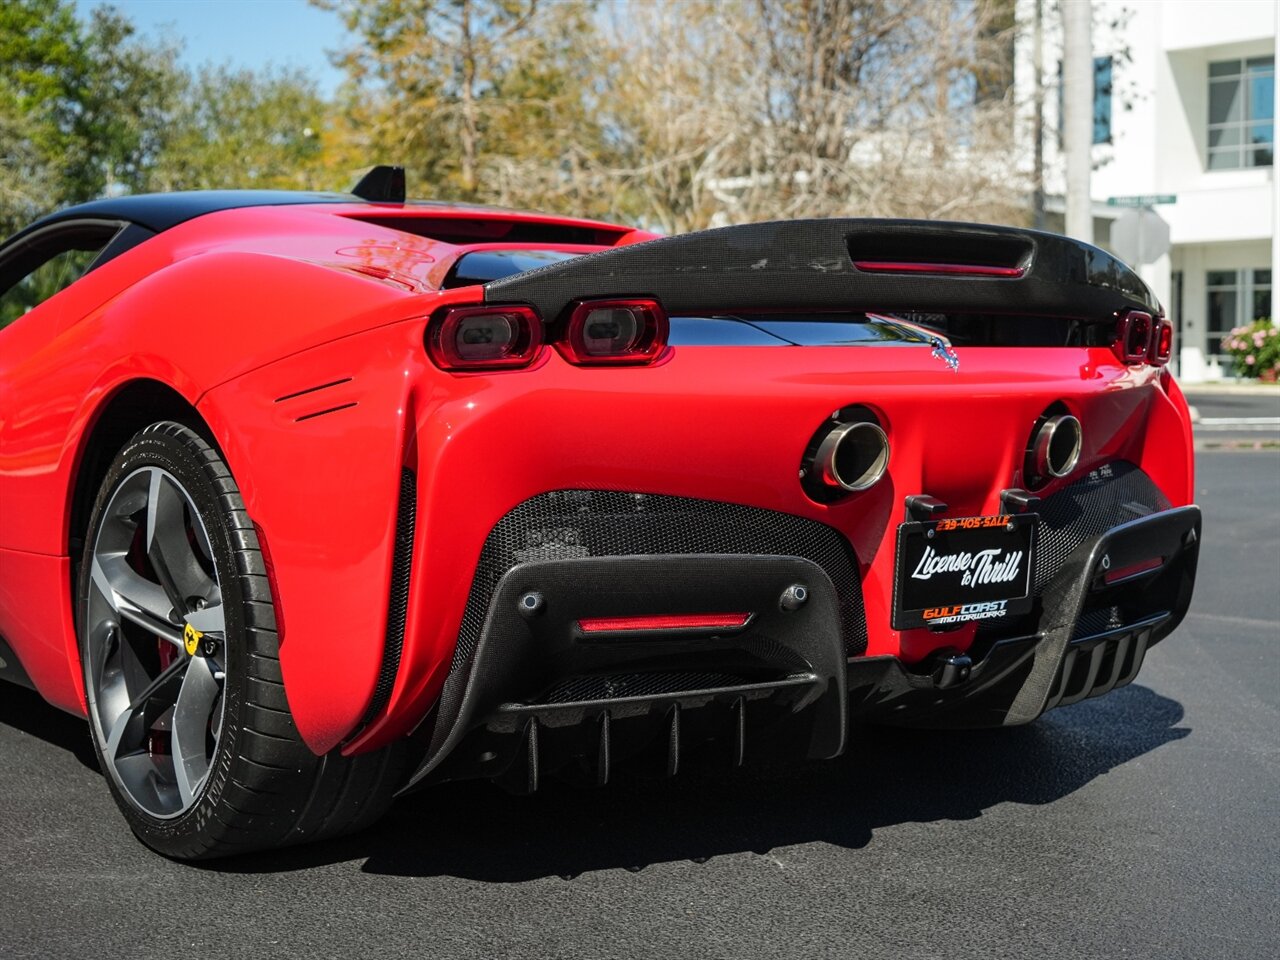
{"left": 2, "top": 452, "right": 1277, "bottom": 960}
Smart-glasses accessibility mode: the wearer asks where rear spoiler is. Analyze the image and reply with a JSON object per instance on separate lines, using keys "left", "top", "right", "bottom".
{"left": 483, "top": 219, "right": 1159, "bottom": 322}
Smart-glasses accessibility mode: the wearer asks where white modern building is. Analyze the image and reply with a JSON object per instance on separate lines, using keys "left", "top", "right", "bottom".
{"left": 1018, "top": 0, "right": 1279, "bottom": 381}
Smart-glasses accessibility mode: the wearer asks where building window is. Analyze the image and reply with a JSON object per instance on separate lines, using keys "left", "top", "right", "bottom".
{"left": 1206, "top": 269, "right": 1272, "bottom": 358}
{"left": 1056, "top": 55, "right": 1114, "bottom": 146}
{"left": 1208, "top": 57, "right": 1274, "bottom": 170}
{"left": 1094, "top": 56, "right": 1112, "bottom": 145}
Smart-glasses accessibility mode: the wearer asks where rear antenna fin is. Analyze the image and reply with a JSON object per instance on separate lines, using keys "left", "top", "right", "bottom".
{"left": 350, "top": 165, "right": 406, "bottom": 204}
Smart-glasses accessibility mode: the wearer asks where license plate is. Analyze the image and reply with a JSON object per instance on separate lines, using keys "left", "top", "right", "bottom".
{"left": 892, "top": 513, "right": 1037, "bottom": 630}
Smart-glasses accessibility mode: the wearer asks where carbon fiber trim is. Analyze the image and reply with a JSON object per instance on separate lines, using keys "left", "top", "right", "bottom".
{"left": 970, "top": 461, "right": 1169, "bottom": 642}
{"left": 536, "top": 672, "right": 750, "bottom": 705}
{"left": 484, "top": 219, "right": 1159, "bottom": 322}
{"left": 453, "top": 490, "right": 867, "bottom": 665}
{"left": 361, "top": 468, "right": 416, "bottom": 724}
{"left": 1033, "top": 461, "right": 1171, "bottom": 595}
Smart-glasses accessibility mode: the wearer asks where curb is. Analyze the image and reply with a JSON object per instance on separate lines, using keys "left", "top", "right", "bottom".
{"left": 1182, "top": 383, "right": 1280, "bottom": 396}
{"left": 1195, "top": 439, "right": 1280, "bottom": 451}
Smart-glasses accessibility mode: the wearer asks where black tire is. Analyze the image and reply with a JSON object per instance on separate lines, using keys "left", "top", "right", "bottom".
{"left": 77, "top": 421, "right": 403, "bottom": 860}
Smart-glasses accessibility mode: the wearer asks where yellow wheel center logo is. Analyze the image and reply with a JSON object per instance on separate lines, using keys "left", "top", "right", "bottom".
{"left": 183, "top": 623, "right": 204, "bottom": 657}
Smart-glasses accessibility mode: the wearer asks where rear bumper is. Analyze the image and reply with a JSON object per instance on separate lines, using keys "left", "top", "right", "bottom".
{"left": 207, "top": 318, "right": 1195, "bottom": 755}
{"left": 402, "top": 503, "right": 1200, "bottom": 792}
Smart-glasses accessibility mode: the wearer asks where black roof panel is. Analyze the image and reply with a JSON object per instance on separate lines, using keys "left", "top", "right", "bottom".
{"left": 22, "top": 190, "right": 357, "bottom": 235}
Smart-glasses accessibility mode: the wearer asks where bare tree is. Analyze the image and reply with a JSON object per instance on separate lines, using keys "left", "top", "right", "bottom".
{"left": 332, "top": 0, "right": 1030, "bottom": 230}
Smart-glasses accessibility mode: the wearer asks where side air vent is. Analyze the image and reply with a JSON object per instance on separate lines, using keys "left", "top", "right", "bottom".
{"left": 362, "top": 468, "right": 417, "bottom": 724}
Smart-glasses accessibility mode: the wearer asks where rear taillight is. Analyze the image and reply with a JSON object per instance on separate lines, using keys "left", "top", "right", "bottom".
{"left": 1113, "top": 310, "right": 1153, "bottom": 364}
{"left": 1149, "top": 315, "right": 1173, "bottom": 365}
{"left": 559, "top": 298, "right": 668, "bottom": 365}
{"left": 427, "top": 305, "right": 542, "bottom": 370}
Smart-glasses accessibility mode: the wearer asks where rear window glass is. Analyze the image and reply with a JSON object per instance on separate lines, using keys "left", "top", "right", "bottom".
{"left": 670, "top": 314, "right": 937, "bottom": 347}
{"left": 670, "top": 312, "right": 1093, "bottom": 348}
{"left": 443, "top": 249, "right": 583, "bottom": 288}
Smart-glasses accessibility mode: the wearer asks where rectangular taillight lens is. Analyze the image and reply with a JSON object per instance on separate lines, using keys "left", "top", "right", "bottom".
{"left": 427, "top": 305, "right": 542, "bottom": 370}
{"left": 1113, "top": 311, "right": 1153, "bottom": 364}
{"left": 558, "top": 298, "right": 668, "bottom": 365}
{"left": 1149, "top": 315, "right": 1173, "bottom": 365}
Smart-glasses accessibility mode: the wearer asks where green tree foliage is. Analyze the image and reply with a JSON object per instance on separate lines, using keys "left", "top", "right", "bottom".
{"left": 149, "top": 65, "right": 328, "bottom": 191}
{"left": 0, "top": 0, "right": 332, "bottom": 236}
{"left": 320, "top": 0, "right": 602, "bottom": 202}
{"left": 0, "top": 0, "right": 180, "bottom": 234}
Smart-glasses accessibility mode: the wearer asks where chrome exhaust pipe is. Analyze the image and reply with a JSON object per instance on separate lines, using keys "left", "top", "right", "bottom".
{"left": 1033, "top": 414, "right": 1082, "bottom": 479}
{"left": 815, "top": 421, "right": 890, "bottom": 492}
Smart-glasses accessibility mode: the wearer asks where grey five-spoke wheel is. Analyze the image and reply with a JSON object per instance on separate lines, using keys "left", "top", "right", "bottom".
{"left": 77, "top": 421, "right": 403, "bottom": 860}
{"left": 85, "top": 465, "right": 226, "bottom": 818}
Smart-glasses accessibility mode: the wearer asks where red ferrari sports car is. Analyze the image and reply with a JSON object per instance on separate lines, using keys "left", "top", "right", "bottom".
{"left": 0, "top": 167, "right": 1200, "bottom": 859}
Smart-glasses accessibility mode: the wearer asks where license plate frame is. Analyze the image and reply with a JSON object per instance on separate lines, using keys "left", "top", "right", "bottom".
{"left": 892, "top": 513, "right": 1038, "bottom": 630}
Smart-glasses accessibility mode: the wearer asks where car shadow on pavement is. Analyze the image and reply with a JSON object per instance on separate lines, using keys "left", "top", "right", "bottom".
{"left": 213, "top": 682, "right": 1188, "bottom": 881}
{"left": 0, "top": 685, "right": 99, "bottom": 773}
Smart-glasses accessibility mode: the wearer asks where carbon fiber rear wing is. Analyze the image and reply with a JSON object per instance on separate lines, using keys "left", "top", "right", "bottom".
{"left": 483, "top": 219, "right": 1158, "bottom": 322}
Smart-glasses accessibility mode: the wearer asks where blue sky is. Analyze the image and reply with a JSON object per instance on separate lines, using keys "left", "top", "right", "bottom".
{"left": 76, "top": 0, "right": 348, "bottom": 97}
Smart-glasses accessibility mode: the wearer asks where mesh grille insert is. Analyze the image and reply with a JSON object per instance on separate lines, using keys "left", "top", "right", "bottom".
{"left": 1033, "top": 461, "right": 1170, "bottom": 595}
{"left": 454, "top": 490, "right": 868, "bottom": 665}
{"left": 978, "top": 461, "right": 1170, "bottom": 641}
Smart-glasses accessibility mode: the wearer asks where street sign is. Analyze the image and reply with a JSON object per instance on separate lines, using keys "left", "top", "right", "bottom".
{"left": 1106, "top": 194, "right": 1177, "bottom": 207}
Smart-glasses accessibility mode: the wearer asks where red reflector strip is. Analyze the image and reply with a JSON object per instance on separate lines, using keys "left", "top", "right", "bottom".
{"left": 1103, "top": 557, "right": 1164, "bottom": 585}
{"left": 578, "top": 613, "right": 752, "bottom": 633}
{"left": 852, "top": 260, "right": 1025, "bottom": 278}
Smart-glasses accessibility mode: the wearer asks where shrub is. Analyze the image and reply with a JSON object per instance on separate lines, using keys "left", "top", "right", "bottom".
{"left": 1222, "top": 319, "right": 1280, "bottom": 382}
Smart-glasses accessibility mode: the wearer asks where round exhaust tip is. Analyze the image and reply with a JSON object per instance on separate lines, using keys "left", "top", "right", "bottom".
{"left": 815, "top": 421, "right": 890, "bottom": 492}
{"left": 1033, "top": 414, "right": 1082, "bottom": 479}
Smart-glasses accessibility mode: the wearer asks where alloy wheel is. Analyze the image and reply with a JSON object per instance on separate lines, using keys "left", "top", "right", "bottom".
{"left": 84, "top": 466, "right": 227, "bottom": 819}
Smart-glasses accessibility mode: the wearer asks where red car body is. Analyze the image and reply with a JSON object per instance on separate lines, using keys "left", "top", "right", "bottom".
{"left": 0, "top": 186, "right": 1200, "bottom": 809}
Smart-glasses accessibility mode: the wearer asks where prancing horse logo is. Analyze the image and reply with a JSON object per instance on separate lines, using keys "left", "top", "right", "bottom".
{"left": 930, "top": 336, "right": 960, "bottom": 373}
{"left": 183, "top": 623, "right": 203, "bottom": 657}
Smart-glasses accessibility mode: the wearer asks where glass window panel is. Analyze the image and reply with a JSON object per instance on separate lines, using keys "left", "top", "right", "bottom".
{"left": 1252, "top": 289, "right": 1271, "bottom": 320}
{"left": 1209, "top": 126, "right": 1242, "bottom": 148}
{"left": 1246, "top": 56, "right": 1275, "bottom": 72}
{"left": 1208, "top": 289, "right": 1237, "bottom": 331}
{"left": 1093, "top": 56, "right": 1113, "bottom": 144}
{"left": 1207, "top": 270, "right": 1237, "bottom": 287}
{"left": 0, "top": 248, "right": 99, "bottom": 329}
{"left": 1210, "top": 60, "right": 1241, "bottom": 78}
{"left": 1207, "top": 147, "right": 1241, "bottom": 170}
{"left": 1254, "top": 270, "right": 1271, "bottom": 284}
{"left": 1250, "top": 138, "right": 1274, "bottom": 167}
{"left": 1210, "top": 78, "right": 1243, "bottom": 123}
{"left": 1248, "top": 74, "right": 1274, "bottom": 121}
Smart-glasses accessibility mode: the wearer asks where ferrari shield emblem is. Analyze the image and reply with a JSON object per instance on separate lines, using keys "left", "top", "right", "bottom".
{"left": 183, "top": 623, "right": 203, "bottom": 657}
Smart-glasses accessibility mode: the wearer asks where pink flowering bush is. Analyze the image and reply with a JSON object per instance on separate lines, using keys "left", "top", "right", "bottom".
{"left": 1222, "top": 319, "right": 1280, "bottom": 381}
